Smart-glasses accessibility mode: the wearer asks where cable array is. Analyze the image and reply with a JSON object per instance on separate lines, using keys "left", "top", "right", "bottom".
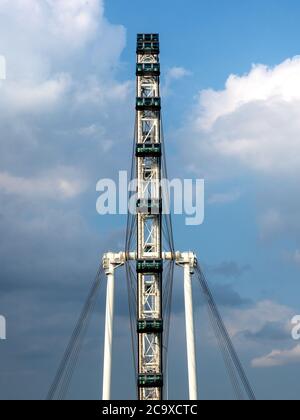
{"left": 47, "top": 265, "right": 105, "bottom": 400}
{"left": 195, "top": 264, "right": 256, "bottom": 401}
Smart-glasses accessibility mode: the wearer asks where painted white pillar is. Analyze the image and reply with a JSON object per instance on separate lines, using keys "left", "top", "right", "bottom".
{"left": 184, "top": 262, "right": 198, "bottom": 400}
{"left": 102, "top": 264, "right": 115, "bottom": 400}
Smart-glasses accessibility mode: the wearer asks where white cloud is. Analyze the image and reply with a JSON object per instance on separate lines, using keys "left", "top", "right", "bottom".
{"left": 0, "top": 0, "right": 126, "bottom": 84}
{"left": 163, "top": 66, "right": 191, "bottom": 95}
{"left": 0, "top": 168, "right": 86, "bottom": 199}
{"left": 74, "top": 77, "right": 132, "bottom": 108}
{"left": 0, "top": 74, "right": 71, "bottom": 114}
{"left": 166, "top": 67, "right": 191, "bottom": 81}
{"left": 184, "top": 56, "right": 300, "bottom": 177}
{"left": 225, "top": 300, "right": 293, "bottom": 338}
{"left": 0, "top": 0, "right": 103, "bottom": 52}
{"left": 0, "top": 0, "right": 131, "bottom": 196}
{"left": 252, "top": 344, "right": 300, "bottom": 368}
{"left": 179, "top": 56, "right": 300, "bottom": 240}
{"left": 46, "top": 0, "right": 101, "bottom": 47}
{"left": 198, "top": 57, "right": 300, "bottom": 130}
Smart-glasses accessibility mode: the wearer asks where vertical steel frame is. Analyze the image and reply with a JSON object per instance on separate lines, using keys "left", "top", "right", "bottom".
{"left": 136, "top": 34, "right": 163, "bottom": 401}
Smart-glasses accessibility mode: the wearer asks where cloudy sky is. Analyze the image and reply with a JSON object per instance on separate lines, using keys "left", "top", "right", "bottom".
{"left": 1, "top": 0, "right": 300, "bottom": 400}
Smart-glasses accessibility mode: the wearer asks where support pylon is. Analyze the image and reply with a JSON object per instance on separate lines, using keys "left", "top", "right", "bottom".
{"left": 101, "top": 252, "right": 198, "bottom": 400}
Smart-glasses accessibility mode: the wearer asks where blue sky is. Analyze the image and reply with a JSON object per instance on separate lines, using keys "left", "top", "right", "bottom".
{"left": 1, "top": 0, "right": 300, "bottom": 400}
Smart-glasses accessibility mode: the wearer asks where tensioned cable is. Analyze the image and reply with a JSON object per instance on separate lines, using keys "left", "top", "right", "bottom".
{"left": 125, "top": 120, "right": 138, "bottom": 254}
{"left": 49, "top": 266, "right": 104, "bottom": 400}
{"left": 47, "top": 264, "right": 105, "bottom": 400}
{"left": 161, "top": 115, "right": 175, "bottom": 253}
{"left": 160, "top": 111, "right": 175, "bottom": 400}
{"left": 162, "top": 260, "right": 175, "bottom": 400}
{"left": 161, "top": 185, "right": 174, "bottom": 254}
{"left": 57, "top": 273, "right": 102, "bottom": 400}
{"left": 128, "top": 261, "right": 138, "bottom": 301}
{"left": 162, "top": 213, "right": 173, "bottom": 254}
{"left": 162, "top": 261, "right": 172, "bottom": 376}
{"left": 161, "top": 188, "right": 174, "bottom": 253}
{"left": 196, "top": 264, "right": 255, "bottom": 400}
{"left": 204, "top": 296, "right": 244, "bottom": 400}
{"left": 195, "top": 264, "right": 256, "bottom": 401}
{"left": 125, "top": 261, "right": 138, "bottom": 398}
{"left": 163, "top": 261, "right": 174, "bottom": 349}
{"left": 165, "top": 262, "right": 175, "bottom": 342}
{"left": 127, "top": 220, "right": 137, "bottom": 257}
{"left": 162, "top": 261, "right": 172, "bottom": 306}
{"left": 124, "top": 120, "right": 138, "bottom": 396}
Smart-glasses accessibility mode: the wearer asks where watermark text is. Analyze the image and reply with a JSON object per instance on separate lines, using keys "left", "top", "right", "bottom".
{"left": 96, "top": 171, "right": 204, "bottom": 226}
{"left": 0, "top": 315, "right": 6, "bottom": 340}
{"left": 0, "top": 55, "right": 6, "bottom": 80}
{"left": 292, "top": 315, "right": 300, "bottom": 340}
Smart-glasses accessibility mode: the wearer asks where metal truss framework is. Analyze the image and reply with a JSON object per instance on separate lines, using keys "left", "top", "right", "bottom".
{"left": 102, "top": 35, "right": 198, "bottom": 402}
{"left": 136, "top": 34, "right": 162, "bottom": 402}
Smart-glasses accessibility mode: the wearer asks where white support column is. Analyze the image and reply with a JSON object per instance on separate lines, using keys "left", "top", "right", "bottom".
{"left": 184, "top": 261, "right": 198, "bottom": 400}
{"left": 176, "top": 252, "right": 198, "bottom": 401}
{"left": 102, "top": 253, "right": 125, "bottom": 400}
{"left": 102, "top": 262, "right": 115, "bottom": 400}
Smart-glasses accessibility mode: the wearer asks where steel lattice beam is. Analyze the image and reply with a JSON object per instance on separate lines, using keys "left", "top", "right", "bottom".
{"left": 136, "top": 33, "right": 163, "bottom": 401}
